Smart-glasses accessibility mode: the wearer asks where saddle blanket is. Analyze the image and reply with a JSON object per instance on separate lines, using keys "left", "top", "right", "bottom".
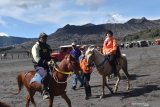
{"left": 30, "top": 72, "right": 42, "bottom": 84}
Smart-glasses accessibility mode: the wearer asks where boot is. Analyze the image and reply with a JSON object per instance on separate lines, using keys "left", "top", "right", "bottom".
{"left": 85, "top": 85, "right": 92, "bottom": 100}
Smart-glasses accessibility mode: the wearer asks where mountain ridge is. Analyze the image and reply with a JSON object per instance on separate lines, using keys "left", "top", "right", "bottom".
{"left": 1, "top": 17, "right": 160, "bottom": 50}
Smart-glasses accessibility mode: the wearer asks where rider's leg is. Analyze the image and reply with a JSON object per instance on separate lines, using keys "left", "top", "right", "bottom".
{"left": 109, "top": 55, "right": 117, "bottom": 76}
{"left": 35, "top": 66, "right": 50, "bottom": 99}
{"left": 84, "top": 73, "right": 91, "bottom": 99}
{"left": 76, "top": 74, "right": 84, "bottom": 87}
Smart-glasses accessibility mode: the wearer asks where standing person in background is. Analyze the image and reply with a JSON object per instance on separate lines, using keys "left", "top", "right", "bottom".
{"left": 102, "top": 30, "right": 118, "bottom": 76}
{"left": 79, "top": 46, "right": 92, "bottom": 100}
{"left": 31, "top": 32, "right": 53, "bottom": 99}
{"left": 70, "top": 42, "right": 83, "bottom": 90}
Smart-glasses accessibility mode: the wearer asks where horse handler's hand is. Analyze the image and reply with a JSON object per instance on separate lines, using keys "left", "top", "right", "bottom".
{"left": 48, "top": 60, "right": 55, "bottom": 66}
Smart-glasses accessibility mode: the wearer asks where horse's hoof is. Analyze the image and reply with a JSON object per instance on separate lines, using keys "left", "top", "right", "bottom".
{"left": 114, "top": 88, "right": 118, "bottom": 93}
{"left": 114, "top": 90, "right": 117, "bottom": 93}
{"left": 85, "top": 96, "right": 89, "bottom": 100}
{"left": 109, "top": 88, "right": 114, "bottom": 94}
{"left": 100, "top": 95, "right": 104, "bottom": 99}
{"left": 127, "top": 87, "right": 130, "bottom": 90}
{"left": 111, "top": 90, "right": 114, "bottom": 95}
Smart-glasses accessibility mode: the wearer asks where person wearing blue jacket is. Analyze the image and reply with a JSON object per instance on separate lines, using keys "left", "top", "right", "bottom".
{"left": 70, "top": 42, "right": 83, "bottom": 90}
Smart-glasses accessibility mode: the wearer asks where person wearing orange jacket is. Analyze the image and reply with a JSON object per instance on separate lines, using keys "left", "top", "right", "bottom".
{"left": 79, "top": 47, "right": 92, "bottom": 100}
{"left": 102, "top": 30, "right": 118, "bottom": 76}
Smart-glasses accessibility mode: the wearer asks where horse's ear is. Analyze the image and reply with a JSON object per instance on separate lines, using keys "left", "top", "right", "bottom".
{"left": 88, "top": 45, "right": 95, "bottom": 49}
{"left": 66, "top": 54, "right": 71, "bottom": 62}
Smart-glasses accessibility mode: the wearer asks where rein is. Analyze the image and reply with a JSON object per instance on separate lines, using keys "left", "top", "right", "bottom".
{"left": 93, "top": 50, "right": 109, "bottom": 68}
{"left": 53, "top": 65, "right": 74, "bottom": 75}
{"left": 52, "top": 63, "right": 74, "bottom": 84}
{"left": 53, "top": 73, "right": 72, "bottom": 84}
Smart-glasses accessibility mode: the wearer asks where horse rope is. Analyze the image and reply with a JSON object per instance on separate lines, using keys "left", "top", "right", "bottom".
{"left": 51, "top": 63, "right": 73, "bottom": 84}
{"left": 53, "top": 64, "right": 74, "bottom": 75}
{"left": 53, "top": 73, "right": 72, "bottom": 84}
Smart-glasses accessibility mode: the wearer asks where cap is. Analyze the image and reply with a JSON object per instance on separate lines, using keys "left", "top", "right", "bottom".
{"left": 39, "top": 32, "right": 48, "bottom": 39}
{"left": 71, "top": 42, "right": 76, "bottom": 46}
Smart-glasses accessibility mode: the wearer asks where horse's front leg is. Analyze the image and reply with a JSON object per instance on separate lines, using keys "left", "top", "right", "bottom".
{"left": 61, "top": 93, "right": 71, "bottom": 107}
{"left": 49, "top": 95, "right": 54, "bottom": 107}
{"left": 105, "top": 76, "right": 113, "bottom": 94}
{"left": 114, "top": 74, "right": 121, "bottom": 92}
{"left": 26, "top": 90, "right": 37, "bottom": 107}
{"left": 26, "top": 94, "right": 31, "bottom": 107}
{"left": 100, "top": 76, "right": 105, "bottom": 99}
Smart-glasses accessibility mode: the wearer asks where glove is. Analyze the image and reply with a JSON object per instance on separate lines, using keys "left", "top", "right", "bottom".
{"left": 48, "top": 61, "right": 52, "bottom": 66}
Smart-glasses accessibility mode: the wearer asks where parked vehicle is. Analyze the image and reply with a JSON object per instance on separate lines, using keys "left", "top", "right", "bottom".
{"left": 155, "top": 39, "right": 160, "bottom": 45}
{"left": 51, "top": 45, "right": 80, "bottom": 62}
{"left": 137, "top": 40, "right": 148, "bottom": 47}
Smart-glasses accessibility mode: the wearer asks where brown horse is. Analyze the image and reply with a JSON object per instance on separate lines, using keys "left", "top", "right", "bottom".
{"left": 0, "top": 101, "right": 11, "bottom": 107}
{"left": 15, "top": 54, "right": 81, "bottom": 107}
{"left": 85, "top": 46, "right": 131, "bottom": 99}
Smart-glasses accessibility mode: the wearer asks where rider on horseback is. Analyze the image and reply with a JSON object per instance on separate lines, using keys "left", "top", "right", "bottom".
{"left": 31, "top": 32, "right": 53, "bottom": 99}
{"left": 102, "top": 30, "right": 119, "bottom": 76}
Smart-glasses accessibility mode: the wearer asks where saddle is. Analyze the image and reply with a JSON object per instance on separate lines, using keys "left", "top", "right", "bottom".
{"left": 30, "top": 72, "right": 42, "bottom": 84}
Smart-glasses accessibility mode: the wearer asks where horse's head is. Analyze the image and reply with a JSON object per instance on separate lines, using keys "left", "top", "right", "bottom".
{"left": 85, "top": 45, "right": 95, "bottom": 67}
{"left": 63, "top": 54, "right": 81, "bottom": 75}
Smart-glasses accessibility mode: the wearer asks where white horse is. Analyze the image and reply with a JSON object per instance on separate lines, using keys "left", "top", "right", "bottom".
{"left": 85, "top": 46, "right": 131, "bottom": 99}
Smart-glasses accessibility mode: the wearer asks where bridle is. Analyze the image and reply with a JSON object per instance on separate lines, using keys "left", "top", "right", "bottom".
{"left": 87, "top": 49, "right": 108, "bottom": 69}
{"left": 51, "top": 58, "right": 76, "bottom": 84}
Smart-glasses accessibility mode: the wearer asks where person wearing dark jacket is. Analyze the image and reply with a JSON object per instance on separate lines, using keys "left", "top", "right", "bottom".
{"left": 70, "top": 42, "right": 84, "bottom": 90}
{"left": 31, "top": 32, "right": 53, "bottom": 99}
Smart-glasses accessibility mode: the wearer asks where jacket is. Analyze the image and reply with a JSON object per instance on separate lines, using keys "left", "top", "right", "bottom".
{"left": 70, "top": 48, "right": 81, "bottom": 61}
{"left": 80, "top": 58, "right": 92, "bottom": 74}
{"left": 102, "top": 36, "right": 117, "bottom": 55}
{"left": 32, "top": 41, "right": 52, "bottom": 68}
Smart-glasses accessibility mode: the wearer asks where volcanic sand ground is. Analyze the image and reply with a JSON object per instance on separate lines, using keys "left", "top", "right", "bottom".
{"left": 1, "top": 45, "right": 160, "bottom": 107}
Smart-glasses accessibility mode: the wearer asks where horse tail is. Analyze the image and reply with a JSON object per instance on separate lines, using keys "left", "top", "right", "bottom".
{"left": 16, "top": 72, "right": 24, "bottom": 94}
{"left": 11, "top": 72, "right": 24, "bottom": 95}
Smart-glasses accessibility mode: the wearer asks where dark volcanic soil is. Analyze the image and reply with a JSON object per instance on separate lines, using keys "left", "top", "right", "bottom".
{"left": 1, "top": 45, "right": 160, "bottom": 107}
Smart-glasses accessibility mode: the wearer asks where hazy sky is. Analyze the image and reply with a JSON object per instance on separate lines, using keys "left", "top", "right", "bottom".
{"left": 0, "top": 0, "right": 159, "bottom": 38}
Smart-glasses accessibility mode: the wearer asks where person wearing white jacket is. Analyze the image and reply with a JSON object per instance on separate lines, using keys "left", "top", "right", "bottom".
{"left": 32, "top": 32, "right": 53, "bottom": 99}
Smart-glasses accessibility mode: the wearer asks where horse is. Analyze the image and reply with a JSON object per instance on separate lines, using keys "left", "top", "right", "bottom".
{"left": 14, "top": 54, "right": 81, "bottom": 107}
{"left": 85, "top": 46, "right": 131, "bottom": 99}
{"left": 0, "top": 101, "right": 11, "bottom": 107}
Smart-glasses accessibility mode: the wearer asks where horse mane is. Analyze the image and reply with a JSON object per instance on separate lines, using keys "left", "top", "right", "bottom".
{"left": 86, "top": 45, "right": 104, "bottom": 56}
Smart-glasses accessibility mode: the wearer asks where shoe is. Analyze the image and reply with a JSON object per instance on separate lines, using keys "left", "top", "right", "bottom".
{"left": 72, "top": 86, "right": 76, "bottom": 90}
{"left": 42, "top": 91, "right": 50, "bottom": 100}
